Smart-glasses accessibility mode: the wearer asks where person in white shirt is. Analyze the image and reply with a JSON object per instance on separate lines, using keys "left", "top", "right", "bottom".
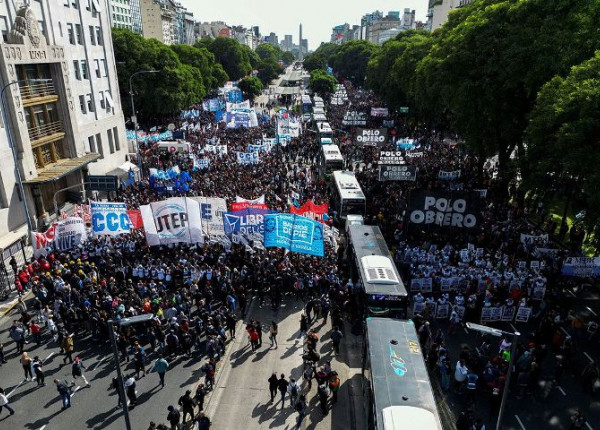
{"left": 454, "top": 359, "right": 468, "bottom": 393}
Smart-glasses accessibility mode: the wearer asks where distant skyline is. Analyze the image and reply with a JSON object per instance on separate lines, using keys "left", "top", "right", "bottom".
{"left": 186, "top": 1, "right": 429, "bottom": 49}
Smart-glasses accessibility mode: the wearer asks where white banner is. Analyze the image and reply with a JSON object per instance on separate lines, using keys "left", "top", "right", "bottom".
{"left": 140, "top": 197, "right": 204, "bottom": 246}
{"left": 54, "top": 217, "right": 88, "bottom": 252}
{"left": 189, "top": 197, "right": 228, "bottom": 237}
{"left": 236, "top": 195, "right": 265, "bottom": 205}
{"left": 91, "top": 202, "right": 131, "bottom": 236}
{"left": 236, "top": 152, "right": 260, "bottom": 164}
{"left": 226, "top": 100, "right": 251, "bottom": 112}
{"left": 203, "top": 144, "right": 228, "bottom": 155}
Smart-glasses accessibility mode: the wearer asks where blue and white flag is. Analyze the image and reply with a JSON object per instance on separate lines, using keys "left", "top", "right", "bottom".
{"left": 237, "top": 152, "right": 260, "bottom": 164}
{"left": 222, "top": 208, "right": 274, "bottom": 239}
{"left": 263, "top": 213, "right": 325, "bottom": 257}
{"left": 91, "top": 202, "right": 132, "bottom": 236}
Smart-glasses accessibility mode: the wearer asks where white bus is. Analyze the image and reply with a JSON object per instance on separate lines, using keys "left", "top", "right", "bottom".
{"left": 318, "top": 144, "right": 345, "bottom": 178}
{"left": 316, "top": 121, "right": 333, "bottom": 139}
{"left": 330, "top": 170, "right": 366, "bottom": 221}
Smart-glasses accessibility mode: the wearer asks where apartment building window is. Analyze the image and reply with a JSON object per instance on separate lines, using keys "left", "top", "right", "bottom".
{"left": 113, "top": 127, "right": 120, "bottom": 151}
{"left": 58, "top": 22, "right": 63, "bottom": 37}
{"left": 94, "top": 59, "right": 101, "bottom": 78}
{"left": 88, "top": 135, "right": 95, "bottom": 152}
{"left": 105, "top": 91, "right": 114, "bottom": 111}
{"left": 73, "top": 60, "right": 81, "bottom": 80}
{"left": 86, "top": 93, "right": 94, "bottom": 112}
{"left": 71, "top": 0, "right": 78, "bottom": 9}
{"left": 89, "top": 26, "right": 96, "bottom": 45}
{"left": 96, "top": 133, "right": 103, "bottom": 158}
{"left": 79, "top": 95, "right": 86, "bottom": 114}
{"left": 67, "top": 23, "right": 74, "bottom": 44}
{"left": 75, "top": 24, "right": 82, "bottom": 44}
{"left": 85, "top": 0, "right": 91, "bottom": 11}
{"left": 63, "top": 0, "right": 70, "bottom": 6}
{"left": 100, "top": 59, "right": 107, "bottom": 77}
{"left": 0, "top": 16, "right": 9, "bottom": 43}
{"left": 99, "top": 91, "right": 105, "bottom": 109}
{"left": 96, "top": 27, "right": 103, "bottom": 45}
{"left": 81, "top": 60, "right": 88, "bottom": 79}
{"left": 107, "top": 128, "right": 115, "bottom": 154}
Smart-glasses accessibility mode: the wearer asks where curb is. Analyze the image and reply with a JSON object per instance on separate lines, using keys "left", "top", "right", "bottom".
{"left": 0, "top": 291, "right": 32, "bottom": 319}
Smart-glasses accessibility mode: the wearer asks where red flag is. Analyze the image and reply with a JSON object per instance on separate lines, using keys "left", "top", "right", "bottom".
{"left": 127, "top": 209, "right": 143, "bottom": 229}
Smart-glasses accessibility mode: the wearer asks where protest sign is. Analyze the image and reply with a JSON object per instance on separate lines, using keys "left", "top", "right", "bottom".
{"left": 140, "top": 198, "right": 204, "bottom": 246}
{"left": 263, "top": 213, "right": 325, "bottom": 257}
{"left": 91, "top": 202, "right": 131, "bottom": 236}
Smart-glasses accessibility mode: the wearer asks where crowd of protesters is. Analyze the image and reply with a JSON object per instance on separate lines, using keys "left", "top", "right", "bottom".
{"left": 1, "top": 75, "right": 598, "bottom": 430}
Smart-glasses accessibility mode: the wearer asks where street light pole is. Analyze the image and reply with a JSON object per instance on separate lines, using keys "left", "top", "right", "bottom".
{"left": 129, "top": 70, "right": 159, "bottom": 177}
{"left": 1, "top": 79, "right": 52, "bottom": 236}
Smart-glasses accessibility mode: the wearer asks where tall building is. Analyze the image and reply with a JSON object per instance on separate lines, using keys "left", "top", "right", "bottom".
{"left": 139, "top": 0, "right": 195, "bottom": 45}
{"left": 428, "top": 0, "right": 474, "bottom": 31}
{"left": 0, "top": 1, "right": 129, "bottom": 248}
{"left": 330, "top": 23, "right": 360, "bottom": 44}
{"left": 266, "top": 32, "right": 279, "bottom": 46}
{"left": 281, "top": 34, "right": 293, "bottom": 52}
{"left": 195, "top": 21, "right": 230, "bottom": 39}
{"left": 109, "top": 0, "right": 142, "bottom": 34}
{"left": 298, "top": 24, "right": 303, "bottom": 60}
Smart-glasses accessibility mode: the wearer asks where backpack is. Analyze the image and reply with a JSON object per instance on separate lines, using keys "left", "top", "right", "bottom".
{"left": 291, "top": 385, "right": 298, "bottom": 397}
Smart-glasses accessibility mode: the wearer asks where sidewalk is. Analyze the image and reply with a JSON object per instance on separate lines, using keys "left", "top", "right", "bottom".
{"left": 204, "top": 296, "right": 364, "bottom": 429}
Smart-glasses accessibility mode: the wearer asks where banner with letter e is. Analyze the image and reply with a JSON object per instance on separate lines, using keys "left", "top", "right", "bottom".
{"left": 263, "top": 213, "right": 324, "bottom": 257}
{"left": 140, "top": 197, "right": 204, "bottom": 246}
{"left": 53, "top": 217, "right": 87, "bottom": 252}
{"left": 91, "top": 202, "right": 131, "bottom": 236}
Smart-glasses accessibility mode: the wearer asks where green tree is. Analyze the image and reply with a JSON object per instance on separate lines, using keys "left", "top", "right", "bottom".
{"left": 330, "top": 40, "right": 379, "bottom": 84}
{"left": 257, "top": 58, "right": 282, "bottom": 86}
{"left": 415, "top": 0, "right": 600, "bottom": 177}
{"left": 170, "top": 44, "right": 228, "bottom": 89}
{"left": 112, "top": 29, "right": 205, "bottom": 120}
{"left": 238, "top": 76, "right": 263, "bottom": 100}
{"left": 310, "top": 69, "right": 337, "bottom": 97}
{"left": 281, "top": 51, "right": 296, "bottom": 65}
{"left": 525, "top": 51, "right": 600, "bottom": 237}
{"left": 198, "top": 37, "right": 252, "bottom": 80}
{"left": 256, "top": 43, "right": 280, "bottom": 62}
{"left": 302, "top": 53, "right": 327, "bottom": 72}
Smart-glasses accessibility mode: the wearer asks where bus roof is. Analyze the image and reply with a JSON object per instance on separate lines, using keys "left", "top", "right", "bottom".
{"left": 317, "top": 122, "right": 332, "bottom": 132}
{"left": 347, "top": 224, "right": 406, "bottom": 296}
{"left": 322, "top": 144, "right": 344, "bottom": 161}
{"left": 365, "top": 318, "right": 443, "bottom": 430}
{"left": 320, "top": 137, "right": 333, "bottom": 145}
{"left": 301, "top": 95, "right": 312, "bottom": 104}
{"left": 332, "top": 170, "right": 365, "bottom": 200}
{"left": 313, "top": 114, "right": 327, "bottom": 122}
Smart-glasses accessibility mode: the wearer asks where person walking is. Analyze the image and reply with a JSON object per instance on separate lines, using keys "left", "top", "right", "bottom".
{"left": 328, "top": 371, "right": 341, "bottom": 404}
{"left": 62, "top": 333, "right": 74, "bottom": 364}
{"left": 256, "top": 321, "right": 263, "bottom": 348}
{"left": 9, "top": 321, "right": 25, "bottom": 354}
{"left": 32, "top": 356, "right": 45, "bottom": 386}
{"left": 277, "top": 374, "right": 289, "bottom": 408}
{"left": 166, "top": 405, "right": 181, "bottom": 430}
{"left": 201, "top": 360, "right": 215, "bottom": 389}
{"left": 303, "top": 361, "right": 315, "bottom": 391}
{"left": 249, "top": 328, "right": 259, "bottom": 352}
{"left": 194, "top": 382, "right": 206, "bottom": 412}
{"left": 0, "top": 387, "right": 15, "bottom": 416}
{"left": 299, "top": 313, "right": 308, "bottom": 339}
{"left": 268, "top": 372, "right": 279, "bottom": 402}
{"left": 178, "top": 390, "right": 195, "bottom": 424}
{"left": 124, "top": 375, "right": 137, "bottom": 408}
{"left": 288, "top": 378, "right": 300, "bottom": 408}
{"left": 330, "top": 326, "right": 343, "bottom": 354}
{"left": 294, "top": 394, "right": 307, "bottom": 430}
{"left": 154, "top": 354, "right": 169, "bottom": 388}
{"left": 134, "top": 342, "right": 146, "bottom": 379}
{"left": 317, "top": 382, "right": 329, "bottom": 415}
{"left": 269, "top": 321, "right": 278, "bottom": 348}
{"left": 72, "top": 356, "right": 91, "bottom": 387}
{"left": 54, "top": 379, "right": 72, "bottom": 410}
{"left": 20, "top": 352, "right": 33, "bottom": 381}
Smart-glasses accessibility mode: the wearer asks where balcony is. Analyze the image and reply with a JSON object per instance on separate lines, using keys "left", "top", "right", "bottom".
{"left": 28, "top": 121, "right": 65, "bottom": 146}
{"left": 19, "top": 80, "right": 58, "bottom": 106}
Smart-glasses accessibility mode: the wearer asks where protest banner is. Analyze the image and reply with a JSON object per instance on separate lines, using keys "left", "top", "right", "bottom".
{"left": 290, "top": 200, "right": 329, "bottom": 223}
{"left": 140, "top": 197, "right": 204, "bottom": 246}
{"left": 53, "top": 217, "right": 87, "bottom": 252}
{"left": 91, "top": 202, "right": 131, "bottom": 236}
{"left": 222, "top": 208, "right": 274, "bottom": 239}
{"left": 379, "top": 165, "right": 417, "bottom": 181}
{"left": 438, "top": 170, "right": 462, "bottom": 180}
{"left": 263, "top": 213, "right": 325, "bottom": 257}
{"left": 407, "top": 190, "right": 481, "bottom": 229}
{"left": 561, "top": 257, "right": 600, "bottom": 277}
{"left": 356, "top": 128, "right": 387, "bottom": 145}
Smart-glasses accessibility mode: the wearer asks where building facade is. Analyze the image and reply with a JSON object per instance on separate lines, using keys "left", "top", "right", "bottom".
{"left": 195, "top": 21, "right": 229, "bottom": 40}
{"left": 428, "top": 0, "right": 473, "bottom": 31}
{"left": 0, "top": 1, "right": 128, "bottom": 249}
{"left": 109, "top": 0, "right": 142, "bottom": 33}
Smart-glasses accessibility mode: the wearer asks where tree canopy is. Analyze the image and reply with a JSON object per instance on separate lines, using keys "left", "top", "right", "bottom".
{"left": 197, "top": 37, "right": 252, "bottom": 81}
{"left": 238, "top": 76, "right": 263, "bottom": 100}
{"left": 309, "top": 69, "right": 338, "bottom": 97}
{"left": 329, "top": 40, "right": 379, "bottom": 85}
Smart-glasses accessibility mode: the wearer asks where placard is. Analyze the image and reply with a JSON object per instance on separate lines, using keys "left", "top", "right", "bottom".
{"left": 489, "top": 306, "right": 502, "bottom": 322}
{"left": 456, "top": 305, "right": 466, "bottom": 319}
{"left": 515, "top": 307, "right": 532, "bottom": 323}
{"left": 378, "top": 165, "right": 417, "bottom": 181}
{"left": 413, "top": 302, "right": 425, "bottom": 315}
{"left": 410, "top": 278, "right": 422, "bottom": 292}
{"left": 480, "top": 307, "right": 492, "bottom": 322}
{"left": 501, "top": 306, "right": 516, "bottom": 322}
{"left": 436, "top": 303, "right": 450, "bottom": 319}
{"left": 440, "top": 278, "right": 453, "bottom": 292}
{"left": 532, "top": 285, "right": 546, "bottom": 300}
{"left": 421, "top": 278, "right": 433, "bottom": 293}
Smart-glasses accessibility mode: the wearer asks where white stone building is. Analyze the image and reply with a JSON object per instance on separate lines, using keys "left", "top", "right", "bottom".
{"left": 0, "top": 0, "right": 129, "bottom": 256}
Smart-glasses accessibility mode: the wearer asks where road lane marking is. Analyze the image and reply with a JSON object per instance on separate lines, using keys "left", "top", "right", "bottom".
{"left": 515, "top": 415, "right": 526, "bottom": 430}
{"left": 70, "top": 385, "right": 81, "bottom": 398}
{"left": 585, "top": 422, "right": 594, "bottom": 430}
{"left": 567, "top": 289, "right": 576, "bottom": 297}
{"left": 556, "top": 386, "right": 566, "bottom": 396}
{"left": 584, "top": 352, "right": 594, "bottom": 363}
{"left": 587, "top": 307, "right": 598, "bottom": 317}
{"left": 6, "top": 380, "right": 25, "bottom": 398}
{"left": 43, "top": 352, "right": 55, "bottom": 363}
{"left": 90, "top": 356, "right": 106, "bottom": 371}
